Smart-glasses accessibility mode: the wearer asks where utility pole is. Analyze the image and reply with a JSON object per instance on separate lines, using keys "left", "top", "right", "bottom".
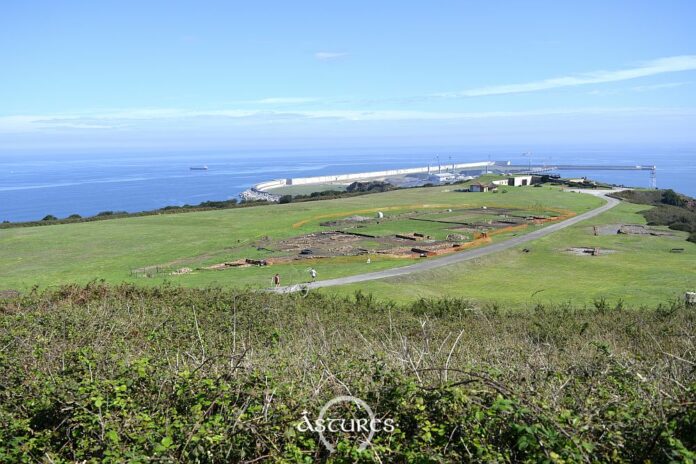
{"left": 523, "top": 152, "right": 532, "bottom": 172}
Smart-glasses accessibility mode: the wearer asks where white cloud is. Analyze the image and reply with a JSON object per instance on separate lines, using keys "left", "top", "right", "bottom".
{"left": 587, "top": 81, "right": 688, "bottom": 96}
{"left": 314, "top": 51, "right": 348, "bottom": 61}
{"left": 437, "top": 55, "right": 696, "bottom": 97}
{"left": 252, "top": 97, "right": 319, "bottom": 105}
{"left": 630, "top": 81, "right": 688, "bottom": 92}
{"left": 3, "top": 106, "right": 695, "bottom": 133}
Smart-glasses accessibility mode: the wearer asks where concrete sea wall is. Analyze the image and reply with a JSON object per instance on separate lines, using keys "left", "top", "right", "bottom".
{"left": 240, "top": 161, "right": 493, "bottom": 202}
{"left": 258, "top": 161, "right": 493, "bottom": 191}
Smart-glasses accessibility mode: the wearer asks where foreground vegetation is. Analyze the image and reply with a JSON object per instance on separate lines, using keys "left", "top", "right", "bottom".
{"left": 1, "top": 284, "right": 694, "bottom": 462}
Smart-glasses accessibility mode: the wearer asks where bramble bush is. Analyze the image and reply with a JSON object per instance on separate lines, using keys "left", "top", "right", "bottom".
{"left": 0, "top": 283, "right": 694, "bottom": 462}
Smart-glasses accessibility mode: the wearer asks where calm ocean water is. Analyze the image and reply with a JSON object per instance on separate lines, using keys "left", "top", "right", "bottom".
{"left": 1, "top": 148, "right": 694, "bottom": 222}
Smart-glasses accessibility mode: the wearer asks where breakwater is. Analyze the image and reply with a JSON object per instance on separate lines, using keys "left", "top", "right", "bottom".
{"left": 240, "top": 161, "right": 493, "bottom": 202}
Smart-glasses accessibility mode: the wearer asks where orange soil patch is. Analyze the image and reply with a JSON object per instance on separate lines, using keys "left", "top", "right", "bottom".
{"left": 427, "top": 236, "right": 493, "bottom": 256}
{"left": 536, "top": 207, "right": 575, "bottom": 223}
{"left": 373, "top": 253, "right": 430, "bottom": 259}
{"left": 488, "top": 223, "right": 529, "bottom": 236}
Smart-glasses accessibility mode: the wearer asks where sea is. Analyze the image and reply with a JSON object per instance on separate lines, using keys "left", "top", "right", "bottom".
{"left": 1, "top": 147, "right": 694, "bottom": 223}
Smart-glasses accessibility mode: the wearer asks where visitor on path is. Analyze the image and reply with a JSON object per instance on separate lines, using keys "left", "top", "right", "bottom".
{"left": 273, "top": 273, "right": 281, "bottom": 288}
{"left": 309, "top": 268, "right": 317, "bottom": 282}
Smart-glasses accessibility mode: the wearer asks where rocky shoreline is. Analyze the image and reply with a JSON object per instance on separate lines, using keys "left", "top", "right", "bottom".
{"left": 239, "top": 187, "right": 282, "bottom": 203}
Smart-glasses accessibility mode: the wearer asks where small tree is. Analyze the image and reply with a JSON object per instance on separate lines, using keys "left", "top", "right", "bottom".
{"left": 662, "top": 189, "right": 686, "bottom": 207}
{"left": 278, "top": 195, "right": 293, "bottom": 204}
{"left": 42, "top": 215, "right": 58, "bottom": 221}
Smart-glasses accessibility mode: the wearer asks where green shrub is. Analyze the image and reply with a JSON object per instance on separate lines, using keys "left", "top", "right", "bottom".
{"left": 346, "top": 181, "right": 392, "bottom": 193}
{"left": 0, "top": 284, "right": 694, "bottom": 462}
{"left": 662, "top": 189, "right": 687, "bottom": 207}
{"left": 614, "top": 189, "right": 696, "bottom": 242}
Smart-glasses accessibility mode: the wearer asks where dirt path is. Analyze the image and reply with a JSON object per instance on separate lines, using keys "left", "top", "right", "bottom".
{"left": 272, "top": 190, "right": 622, "bottom": 293}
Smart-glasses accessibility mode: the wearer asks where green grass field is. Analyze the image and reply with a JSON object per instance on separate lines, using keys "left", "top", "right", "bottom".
{"left": 0, "top": 186, "right": 595, "bottom": 288}
{"left": 347, "top": 218, "right": 461, "bottom": 240}
{"left": 325, "top": 200, "right": 696, "bottom": 307}
{"left": 1, "top": 185, "right": 693, "bottom": 306}
{"left": 266, "top": 182, "right": 348, "bottom": 195}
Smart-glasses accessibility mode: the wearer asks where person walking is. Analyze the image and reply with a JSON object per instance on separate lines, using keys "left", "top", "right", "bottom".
{"left": 272, "top": 273, "right": 281, "bottom": 288}
{"left": 309, "top": 268, "right": 317, "bottom": 282}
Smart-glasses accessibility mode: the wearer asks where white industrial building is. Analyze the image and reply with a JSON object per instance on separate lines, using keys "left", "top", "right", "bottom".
{"left": 492, "top": 175, "right": 536, "bottom": 187}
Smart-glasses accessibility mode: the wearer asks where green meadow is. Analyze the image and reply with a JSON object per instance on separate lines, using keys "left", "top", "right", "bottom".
{"left": 1, "top": 185, "right": 693, "bottom": 306}
{"left": 327, "top": 200, "right": 696, "bottom": 307}
{"left": 266, "top": 182, "right": 348, "bottom": 195}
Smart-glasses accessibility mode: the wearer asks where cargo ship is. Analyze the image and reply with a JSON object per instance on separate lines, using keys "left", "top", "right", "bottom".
{"left": 189, "top": 165, "right": 208, "bottom": 171}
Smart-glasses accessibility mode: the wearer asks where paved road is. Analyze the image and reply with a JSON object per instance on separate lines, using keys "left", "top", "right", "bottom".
{"left": 273, "top": 190, "right": 622, "bottom": 293}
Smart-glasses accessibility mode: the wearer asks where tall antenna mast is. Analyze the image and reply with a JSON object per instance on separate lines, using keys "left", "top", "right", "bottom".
{"left": 649, "top": 166, "right": 657, "bottom": 189}
{"left": 522, "top": 152, "right": 532, "bottom": 172}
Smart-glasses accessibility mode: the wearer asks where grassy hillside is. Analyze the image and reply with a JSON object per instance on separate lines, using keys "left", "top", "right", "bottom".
{"left": 267, "top": 182, "right": 348, "bottom": 195}
{"left": 1, "top": 185, "right": 693, "bottom": 306}
{"left": 0, "top": 186, "right": 600, "bottom": 292}
{"left": 0, "top": 285, "right": 693, "bottom": 462}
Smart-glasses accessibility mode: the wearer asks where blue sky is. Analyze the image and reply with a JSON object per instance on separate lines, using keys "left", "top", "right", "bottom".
{"left": 1, "top": 0, "right": 695, "bottom": 152}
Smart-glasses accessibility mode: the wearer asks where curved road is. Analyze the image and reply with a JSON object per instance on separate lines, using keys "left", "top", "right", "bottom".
{"left": 273, "top": 190, "right": 621, "bottom": 293}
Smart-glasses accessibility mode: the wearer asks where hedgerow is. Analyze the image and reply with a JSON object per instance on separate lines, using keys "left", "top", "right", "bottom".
{"left": 0, "top": 284, "right": 694, "bottom": 462}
